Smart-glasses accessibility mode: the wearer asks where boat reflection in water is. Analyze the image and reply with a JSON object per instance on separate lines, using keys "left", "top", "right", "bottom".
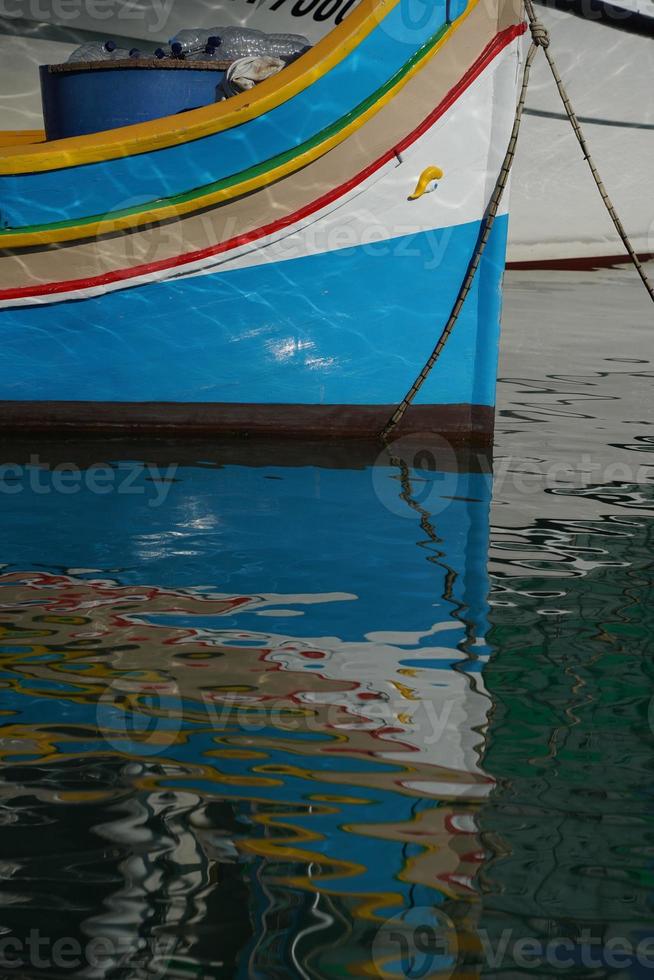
{"left": 0, "top": 439, "right": 495, "bottom": 977}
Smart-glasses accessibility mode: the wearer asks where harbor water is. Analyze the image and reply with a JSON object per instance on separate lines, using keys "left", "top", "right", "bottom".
{"left": 0, "top": 265, "right": 652, "bottom": 978}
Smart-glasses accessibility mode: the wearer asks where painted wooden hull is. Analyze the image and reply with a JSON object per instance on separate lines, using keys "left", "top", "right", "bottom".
{"left": 0, "top": 0, "right": 525, "bottom": 440}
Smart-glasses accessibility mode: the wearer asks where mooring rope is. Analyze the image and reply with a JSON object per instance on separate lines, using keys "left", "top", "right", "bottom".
{"left": 381, "top": 4, "right": 654, "bottom": 441}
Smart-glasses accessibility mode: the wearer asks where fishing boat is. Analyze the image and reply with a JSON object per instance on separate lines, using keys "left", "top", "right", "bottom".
{"left": 0, "top": 0, "right": 525, "bottom": 441}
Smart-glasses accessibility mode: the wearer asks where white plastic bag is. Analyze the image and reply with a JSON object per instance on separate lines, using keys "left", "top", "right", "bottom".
{"left": 222, "top": 56, "right": 285, "bottom": 97}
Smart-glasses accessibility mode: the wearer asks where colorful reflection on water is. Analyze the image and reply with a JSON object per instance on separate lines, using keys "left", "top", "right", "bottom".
{"left": 0, "top": 441, "right": 494, "bottom": 978}
{"left": 1, "top": 313, "right": 653, "bottom": 980}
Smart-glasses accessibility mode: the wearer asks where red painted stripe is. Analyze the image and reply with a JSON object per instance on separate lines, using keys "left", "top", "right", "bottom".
{"left": 1, "top": 23, "right": 526, "bottom": 304}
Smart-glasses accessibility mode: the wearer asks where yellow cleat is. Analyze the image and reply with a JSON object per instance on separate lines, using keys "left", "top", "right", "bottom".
{"left": 408, "top": 165, "right": 444, "bottom": 200}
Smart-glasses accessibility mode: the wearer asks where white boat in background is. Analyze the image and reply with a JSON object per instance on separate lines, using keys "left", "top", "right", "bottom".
{"left": 508, "top": 0, "right": 654, "bottom": 267}
{"left": 1, "top": 0, "right": 652, "bottom": 267}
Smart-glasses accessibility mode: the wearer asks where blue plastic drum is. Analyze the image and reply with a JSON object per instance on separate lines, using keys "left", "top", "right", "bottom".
{"left": 40, "top": 60, "right": 227, "bottom": 140}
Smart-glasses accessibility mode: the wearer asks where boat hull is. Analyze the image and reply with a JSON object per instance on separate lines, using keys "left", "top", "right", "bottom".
{"left": 0, "top": 212, "right": 509, "bottom": 441}
{"left": 0, "top": 0, "right": 523, "bottom": 441}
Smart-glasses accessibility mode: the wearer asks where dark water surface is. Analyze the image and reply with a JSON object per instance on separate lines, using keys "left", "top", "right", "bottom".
{"left": 0, "top": 267, "right": 652, "bottom": 978}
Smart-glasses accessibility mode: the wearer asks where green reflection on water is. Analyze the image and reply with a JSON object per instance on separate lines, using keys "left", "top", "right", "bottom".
{"left": 479, "top": 503, "right": 654, "bottom": 978}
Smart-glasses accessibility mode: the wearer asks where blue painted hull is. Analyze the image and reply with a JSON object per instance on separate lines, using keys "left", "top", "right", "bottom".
{"left": 0, "top": 217, "right": 507, "bottom": 416}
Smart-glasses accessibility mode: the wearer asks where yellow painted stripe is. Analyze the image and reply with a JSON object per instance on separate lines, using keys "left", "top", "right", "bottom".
{"left": 0, "top": 0, "right": 402, "bottom": 175}
{"left": 0, "top": 7, "right": 476, "bottom": 249}
{"left": 0, "top": 130, "right": 45, "bottom": 147}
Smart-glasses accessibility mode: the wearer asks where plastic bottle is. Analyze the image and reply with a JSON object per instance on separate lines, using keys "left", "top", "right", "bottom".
{"left": 170, "top": 42, "right": 186, "bottom": 60}
{"left": 154, "top": 47, "right": 169, "bottom": 59}
{"left": 67, "top": 40, "right": 118, "bottom": 63}
{"left": 214, "top": 26, "right": 266, "bottom": 60}
{"left": 190, "top": 33, "right": 226, "bottom": 61}
{"left": 262, "top": 33, "right": 311, "bottom": 59}
{"left": 215, "top": 27, "right": 309, "bottom": 61}
{"left": 128, "top": 48, "right": 143, "bottom": 59}
{"left": 202, "top": 44, "right": 221, "bottom": 61}
{"left": 107, "top": 45, "right": 132, "bottom": 60}
{"left": 169, "top": 28, "right": 216, "bottom": 56}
